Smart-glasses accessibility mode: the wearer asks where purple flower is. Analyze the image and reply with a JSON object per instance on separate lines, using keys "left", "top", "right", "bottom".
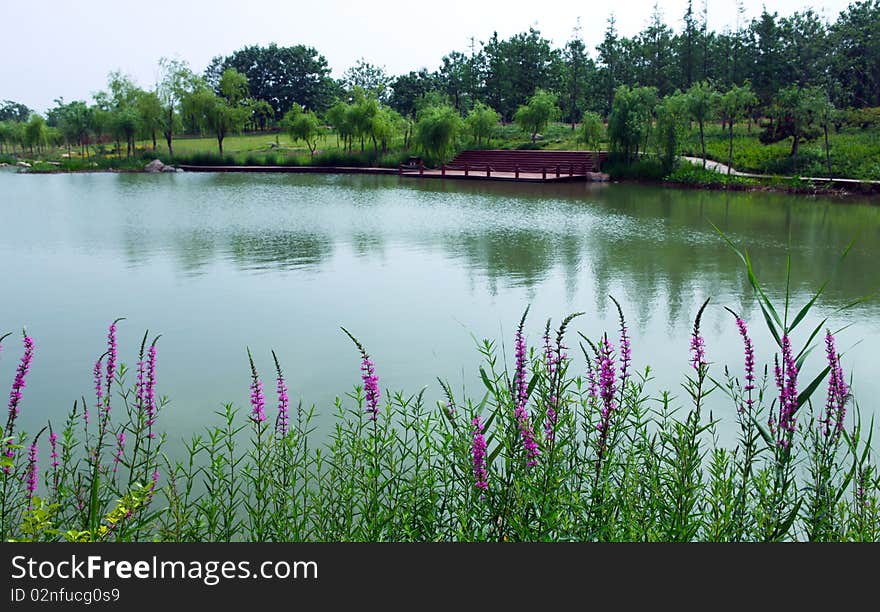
{"left": 471, "top": 416, "right": 488, "bottom": 493}
{"left": 49, "top": 431, "right": 59, "bottom": 469}
{"left": 5, "top": 334, "right": 34, "bottom": 468}
{"left": 544, "top": 406, "right": 557, "bottom": 444}
{"left": 105, "top": 320, "right": 119, "bottom": 410}
{"left": 145, "top": 343, "right": 158, "bottom": 437}
{"left": 513, "top": 320, "right": 540, "bottom": 466}
{"left": 690, "top": 299, "right": 710, "bottom": 372}
{"left": 735, "top": 317, "right": 755, "bottom": 415}
{"left": 25, "top": 440, "right": 38, "bottom": 508}
{"left": 595, "top": 335, "right": 617, "bottom": 439}
{"left": 340, "top": 329, "right": 382, "bottom": 423}
{"left": 690, "top": 333, "right": 706, "bottom": 371}
{"left": 248, "top": 354, "right": 266, "bottom": 424}
{"left": 361, "top": 354, "right": 380, "bottom": 421}
{"left": 112, "top": 431, "right": 126, "bottom": 473}
{"left": 148, "top": 468, "right": 160, "bottom": 503}
{"left": 274, "top": 358, "right": 290, "bottom": 437}
{"left": 135, "top": 356, "right": 146, "bottom": 426}
{"left": 91, "top": 357, "right": 103, "bottom": 427}
{"left": 772, "top": 334, "right": 799, "bottom": 448}
{"left": 6, "top": 334, "right": 35, "bottom": 433}
{"left": 586, "top": 354, "right": 599, "bottom": 403}
{"left": 823, "top": 331, "right": 849, "bottom": 439}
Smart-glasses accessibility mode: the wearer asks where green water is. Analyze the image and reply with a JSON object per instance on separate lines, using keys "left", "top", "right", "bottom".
{"left": 1, "top": 170, "right": 878, "bottom": 452}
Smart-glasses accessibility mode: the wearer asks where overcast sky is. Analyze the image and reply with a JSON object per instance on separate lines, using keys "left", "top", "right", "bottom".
{"left": 2, "top": 0, "right": 853, "bottom": 113}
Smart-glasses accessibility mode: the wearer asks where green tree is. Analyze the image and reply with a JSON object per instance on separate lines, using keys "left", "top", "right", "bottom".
{"left": 248, "top": 99, "right": 274, "bottom": 131}
{"left": 562, "top": 23, "right": 591, "bottom": 128}
{"left": 578, "top": 111, "right": 604, "bottom": 151}
{"left": 24, "top": 114, "right": 48, "bottom": 154}
{"left": 778, "top": 9, "right": 829, "bottom": 90}
{"left": 685, "top": 81, "right": 718, "bottom": 167}
{"left": 0, "top": 120, "right": 24, "bottom": 154}
{"left": 749, "top": 9, "right": 781, "bottom": 106}
{"left": 158, "top": 57, "right": 197, "bottom": 157}
{"left": 717, "top": 83, "right": 757, "bottom": 173}
{"left": 827, "top": 0, "right": 880, "bottom": 107}
{"left": 389, "top": 70, "right": 438, "bottom": 119}
{"left": 514, "top": 90, "right": 559, "bottom": 142}
{"left": 346, "top": 90, "right": 379, "bottom": 152}
{"left": 371, "top": 107, "right": 401, "bottom": 153}
{"left": 438, "top": 51, "right": 475, "bottom": 112}
{"left": 99, "top": 71, "right": 142, "bottom": 157}
{"left": 189, "top": 90, "right": 248, "bottom": 156}
{"left": 654, "top": 92, "right": 690, "bottom": 172}
{"left": 282, "top": 106, "right": 322, "bottom": 156}
{"left": 597, "top": 15, "right": 622, "bottom": 115}
{"left": 608, "top": 85, "right": 658, "bottom": 162}
{"left": 219, "top": 68, "right": 250, "bottom": 107}
{"left": 343, "top": 58, "right": 390, "bottom": 102}
{"left": 112, "top": 106, "right": 139, "bottom": 158}
{"left": 638, "top": 3, "right": 677, "bottom": 96}
{"left": 465, "top": 102, "right": 499, "bottom": 147}
{"left": 51, "top": 99, "right": 92, "bottom": 157}
{"left": 414, "top": 104, "right": 463, "bottom": 164}
{"left": 481, "top": 28, "right": 561, "bottom": 120}
{"left": 326, "top": 101, "right": 354, "bottom": 150}
{"left": 136, "top": 91, "right": 163, "bottom": 151}
{"left": 206, "top": 44, "right": 336, "bottom": 115}
{"left": 679, "top": 0, "right": 700, "bottom": 88}
{"left": 761, "top": 85, "right": 827, "bottom": 158}
{"left": 0, "top": 100, "right": 32, "bottom": 122}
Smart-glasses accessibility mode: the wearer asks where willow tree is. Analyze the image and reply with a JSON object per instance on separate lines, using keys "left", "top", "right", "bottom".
{"left": 157, "top": 57, "right": 197, "bottom": 157}
{"left": 24, "top": 115, "right": 48, "bottom": 154}
{"left": 717, "top": 84, "right": 757, "bottom": 174}
{"left": 578, "top": 111, "right": 604, "bottom": 151}
{"left": 685, "top": 81, "right": 718, "bottom": 167}
{"left": 465, "top": 102, "right": 499, "bottom": 147}
{"left": 414, "top": 104, "right": 463, "bottom": 164}
{"left": 282, "top": 106, "right": 322, "bottom": 156}
{"left": 608, "top": 85, "right": 657, "bottom": 162}
{"left": 189, "top": 90, "right": 248, "bottom": 156}
{"left": 654, "top": 92, "right": 690, "bottom": 172}
{"left": 514, "top": 89, "right": 559, "bottom": 142}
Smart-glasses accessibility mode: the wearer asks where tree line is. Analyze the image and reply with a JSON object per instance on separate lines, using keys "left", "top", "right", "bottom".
{"left": 1, "top": 1, "right": 878, "bottom": 166}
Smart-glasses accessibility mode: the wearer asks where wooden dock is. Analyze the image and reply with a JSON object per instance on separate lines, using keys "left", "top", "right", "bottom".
{"left": 176, "top": 150, "right": 610, "bottom": 183}
{"left": 399, "top": 150, "right": 609, "bottom": 183}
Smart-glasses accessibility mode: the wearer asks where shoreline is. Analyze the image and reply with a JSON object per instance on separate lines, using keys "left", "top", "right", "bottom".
{"left": 7, "top": 162, "right": 880, "bottom": 199}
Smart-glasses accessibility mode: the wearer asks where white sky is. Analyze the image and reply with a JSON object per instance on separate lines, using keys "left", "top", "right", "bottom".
{"left": 2, "top": 0, "right": 854, "bottom": 113}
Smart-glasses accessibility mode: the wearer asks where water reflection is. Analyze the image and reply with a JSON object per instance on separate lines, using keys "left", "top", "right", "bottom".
{"left": 227, "top": 231, "right": 332, "bottom": 272}
{"left": 97, "top": 175, "right": 880, "bottom": 322}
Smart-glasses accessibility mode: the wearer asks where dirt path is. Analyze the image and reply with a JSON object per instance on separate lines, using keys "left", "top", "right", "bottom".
{"left": 680, "top": 156, "right": 753, "bottom": 176}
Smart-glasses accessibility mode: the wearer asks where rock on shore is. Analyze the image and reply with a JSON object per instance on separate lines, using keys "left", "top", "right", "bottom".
{"left": 145, "top": 159, "right": 182, "bottom": 173}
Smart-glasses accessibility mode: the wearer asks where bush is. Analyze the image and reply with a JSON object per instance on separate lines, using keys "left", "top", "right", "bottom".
{"left": 603, "top": 154, "right": 666, "bottom": 180}
{"left": 666, "top": 163, "right": 758, "bottom": 187}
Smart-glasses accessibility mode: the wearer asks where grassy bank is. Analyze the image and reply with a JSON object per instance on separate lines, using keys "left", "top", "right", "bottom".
{"left": 8, "top": 121, "right": 880, "bottom": 192}
{"left": 1, "top": 254, "right": 877, "bottom": 542}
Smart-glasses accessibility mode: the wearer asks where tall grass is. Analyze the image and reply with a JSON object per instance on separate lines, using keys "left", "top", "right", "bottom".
{"left": 1, "top": 250, "right": 877, "bottom": 542}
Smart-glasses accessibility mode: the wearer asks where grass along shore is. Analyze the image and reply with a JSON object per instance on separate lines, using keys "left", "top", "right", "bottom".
{"left": 4, "top": 120, "right": 880, "bottom": 186}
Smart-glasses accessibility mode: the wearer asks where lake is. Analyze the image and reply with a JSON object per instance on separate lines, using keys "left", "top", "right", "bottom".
{"left": 1, "top": 169, "right": 878, "bottom": 454}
